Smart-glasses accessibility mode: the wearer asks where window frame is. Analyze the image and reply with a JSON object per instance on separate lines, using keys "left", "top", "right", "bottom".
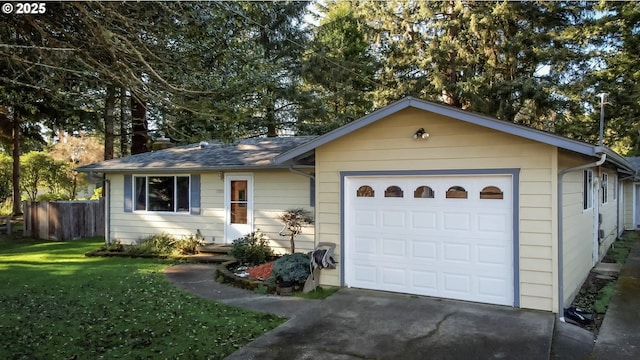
{"left": 133, "top": 175, "right": 191, "bottom": 213}
{"left": 602, "top": 173, "right": 608, "bottom": 204}
{"left": 583, "top": 170, "right": 593, "bottom": 210}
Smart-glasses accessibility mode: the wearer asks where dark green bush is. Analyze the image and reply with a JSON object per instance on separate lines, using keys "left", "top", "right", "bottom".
{"left": 230, "top": 231, "right": 274, "bottom": 266}
{"left": 271, "top": 252, "right": 311, "bottom": 284}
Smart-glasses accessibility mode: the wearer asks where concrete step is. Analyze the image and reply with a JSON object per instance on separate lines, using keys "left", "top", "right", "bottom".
{"left": 187, "top": 253, "right": 235, "bottom": 264}
{"left": 197, "top": 244, "right": 232, "bottom": 255}
{"left": 593, "top": 262, "right": 623, "bottom": 277}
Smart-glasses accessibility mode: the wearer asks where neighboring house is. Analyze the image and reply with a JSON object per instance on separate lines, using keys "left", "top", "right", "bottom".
{"left": 77, "top": 97, "right": 639, "bottom": 315}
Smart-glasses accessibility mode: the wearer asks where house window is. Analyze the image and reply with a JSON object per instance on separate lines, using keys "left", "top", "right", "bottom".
{"left": 385, "top": 186, "right": 404, "bottom": 198}
{"left": 446, "top": 186, "right": 468, "bottom": 199}
{"left": 602, "top": 173, "right": 608, "bottom": 204}
{"left": 583, "top": 170, "right": 593, "bottom": 210}
{"left": 414, "top": 186, "right": 435, "bottom": 198}
{"left": 613, "top": 175, "right": 617, "bottom": 200}
{"left": 134, "top": 175, "right": 190, "bottom": 212}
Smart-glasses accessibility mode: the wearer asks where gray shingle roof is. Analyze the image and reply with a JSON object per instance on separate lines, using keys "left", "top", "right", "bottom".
{"left": 76, "top": 136, "right": 317, "bottom": 173}
{"left": 626, "top": 157, "right": 640, "bottom": 169}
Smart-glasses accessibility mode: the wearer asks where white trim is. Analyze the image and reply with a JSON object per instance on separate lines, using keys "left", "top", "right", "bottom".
{"left": 224, "top": 173, "right": 254, "bottom": 244}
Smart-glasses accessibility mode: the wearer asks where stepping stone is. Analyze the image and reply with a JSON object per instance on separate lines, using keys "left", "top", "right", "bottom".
{"left": 593, "top": 262, "right": 623, "bottom": 276}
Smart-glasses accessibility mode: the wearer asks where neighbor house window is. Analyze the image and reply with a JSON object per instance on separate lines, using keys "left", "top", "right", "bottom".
{"left": 134, "top": 175, "right": 190, "bottom": 212}
{"left": 583, "top": 170, "right": 593, "bottom": 210}
{"left": 602, "top": 173, "right": 608, "bottom": 204}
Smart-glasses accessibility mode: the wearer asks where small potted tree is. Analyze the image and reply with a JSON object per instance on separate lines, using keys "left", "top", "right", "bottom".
{"left": 278, "top": 208, "right": 314, "bottom": 254}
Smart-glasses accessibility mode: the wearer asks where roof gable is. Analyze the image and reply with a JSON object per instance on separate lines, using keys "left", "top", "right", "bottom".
{"left": 273, "top": 97, "right": 634, "bottom": 173}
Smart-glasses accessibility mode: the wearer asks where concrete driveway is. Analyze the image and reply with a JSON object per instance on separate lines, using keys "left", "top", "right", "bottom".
{"left": 226, "top": 288, "right": 554, "bottom": 360}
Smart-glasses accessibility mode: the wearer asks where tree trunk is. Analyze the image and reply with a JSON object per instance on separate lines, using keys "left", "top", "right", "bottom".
{"left": 119, "top": 87, "right": 128, "bottom": 157}
{"left": 11, "top": 108, "right": 22, "bottom": 216}
{"left": 130, "top": 91, "right": 148, "bottom": 155}
{"left": 104, "top": 85, "right": 116, "bottom": 160}
{"left": 266, "top": 103, "right": 277, "bottom": 137}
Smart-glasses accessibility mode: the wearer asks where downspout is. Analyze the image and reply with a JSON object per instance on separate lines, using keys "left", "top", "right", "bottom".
{"left": 288, "top": 166, "right": 316, "bottom": 246}
{"left": 103, "top": 177, "right": 111, "bottom": 246}
{"left": 557, "top": 152, "right": 606, "bottom": 320}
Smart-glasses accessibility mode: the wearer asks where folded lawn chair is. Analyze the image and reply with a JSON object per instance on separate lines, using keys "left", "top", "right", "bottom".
{"left": 303, "top": 242, "right": 336, "bottom": 293}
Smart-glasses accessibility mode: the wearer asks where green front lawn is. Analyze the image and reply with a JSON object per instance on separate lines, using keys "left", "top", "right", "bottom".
{"left": 0, "top": 238, "right": 284, "bottom": 359}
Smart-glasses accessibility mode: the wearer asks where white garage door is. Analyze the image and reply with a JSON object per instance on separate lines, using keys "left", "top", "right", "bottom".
{"left": 345, "top": 175, "right": 514, "bottom": 306}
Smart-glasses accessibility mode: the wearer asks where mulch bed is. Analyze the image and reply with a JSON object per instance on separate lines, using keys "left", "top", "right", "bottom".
{"left": 246, "top": 261, "right": 274, "bottom": 280}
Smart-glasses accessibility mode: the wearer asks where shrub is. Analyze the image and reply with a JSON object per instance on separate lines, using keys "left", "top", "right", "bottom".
{"left": 0, "top": 197, "right": 12, "bottom": 217}
{"left": 230, "top": 231, "right": 274, "bottom": 266}
{"left": 174, "top": 233, "right": 205, "bottom": 255}
{"left": 101, "top": 240, "right": 123, "bottom": 252}
{"left": 35, "top": 193, "right": 72, "bottom": 202}
{"left": 270, "top": 252, "right": 311, "bottom": 285}
{"left": 129, "top": 233, "right": 177, "bottom": 255}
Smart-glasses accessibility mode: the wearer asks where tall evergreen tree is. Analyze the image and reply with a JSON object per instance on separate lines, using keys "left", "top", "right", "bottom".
{"left": 298, "top": 0, "right": 377, "bottom": 134}
{"left": 353, "top": 1, "right": 584, "bottom": 129}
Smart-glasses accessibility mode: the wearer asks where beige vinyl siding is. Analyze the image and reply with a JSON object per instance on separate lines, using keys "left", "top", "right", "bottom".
{"left": 253, "top": 171, "right": 314, "bottom": 254}
{"left": 315, "top": 107, "right": 558, "bottom": 312}
{"left": 559, "top": 155, "right": 594, "bottom": 305}
{"left": 623, "top": 182, "right": 635, "bottom": 229}
{"left": 107, "top": 170, "right": 314, "bottom": 248}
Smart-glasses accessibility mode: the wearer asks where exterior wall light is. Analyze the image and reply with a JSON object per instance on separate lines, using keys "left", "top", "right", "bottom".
{"left": 413, "top": 128, "right": 429, "bottom": 139}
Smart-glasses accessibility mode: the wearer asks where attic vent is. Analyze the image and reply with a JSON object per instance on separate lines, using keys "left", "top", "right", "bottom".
{"left": 199, "top": 141, "right": 209, "bottom": 149}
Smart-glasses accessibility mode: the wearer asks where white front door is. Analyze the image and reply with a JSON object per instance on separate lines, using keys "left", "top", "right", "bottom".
{"left": 224, "top": 174, "right": 253, "bottom": 243}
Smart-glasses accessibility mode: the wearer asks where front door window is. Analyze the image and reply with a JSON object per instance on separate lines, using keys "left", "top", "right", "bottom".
{"left": 230, "top": 180, "right": 248, "bottom": 224}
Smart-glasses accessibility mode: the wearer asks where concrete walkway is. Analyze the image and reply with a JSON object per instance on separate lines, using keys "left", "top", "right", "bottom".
{"left": 593, "top": 240, "right": 640, "bottom": 359}
{"left": 164, "top": 263, "right": 317, "bottom": 318}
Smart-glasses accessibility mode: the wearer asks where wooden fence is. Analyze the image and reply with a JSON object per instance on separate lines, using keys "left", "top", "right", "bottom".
{"left": 23, "top": 199, "right": 104, "bottom": 240}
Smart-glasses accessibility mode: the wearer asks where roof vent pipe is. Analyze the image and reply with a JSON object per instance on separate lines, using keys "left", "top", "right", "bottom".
{"left": 599, "top": 93, "right": 608, "bottom": 147}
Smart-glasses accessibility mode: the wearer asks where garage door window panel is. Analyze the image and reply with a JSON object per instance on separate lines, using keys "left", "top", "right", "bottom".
{"left": 480, "top": 186, "right": 504, "bottom": 199}
{"left": 385, "top": 186, "right": 404, "bottom": 197}
{"left": 357, "top": 185, "right": 375, "bottom": 197}
{"left": 414, "top": 186, "right": 435, "bottom": 198}
{"left": 446, "top": 186, "right": 468, "bottom": 199}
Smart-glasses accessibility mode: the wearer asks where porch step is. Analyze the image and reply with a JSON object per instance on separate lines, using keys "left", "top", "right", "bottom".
{"left": 197, "top": 244, "right": 232, "bottom": 255}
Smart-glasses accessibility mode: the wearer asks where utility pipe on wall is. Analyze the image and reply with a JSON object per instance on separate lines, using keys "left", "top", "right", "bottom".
{"left": 103, "top": 177, "right": 111, "bottom": 246}
{"left": 556, "top": 153, "right": 606, "bottom": 320}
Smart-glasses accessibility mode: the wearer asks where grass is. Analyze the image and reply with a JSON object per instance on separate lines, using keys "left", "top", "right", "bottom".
{"left": 594, "top": 282, "right": 616, "bottom": 314}
{"left": 609, "top": 231, "right": 639, "bottom": 263}
{"left": 0, "top": 237, "right": 285, "bottom": 359}
{"left": 293, "top": 286, "right": 340, "bottom": 300}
